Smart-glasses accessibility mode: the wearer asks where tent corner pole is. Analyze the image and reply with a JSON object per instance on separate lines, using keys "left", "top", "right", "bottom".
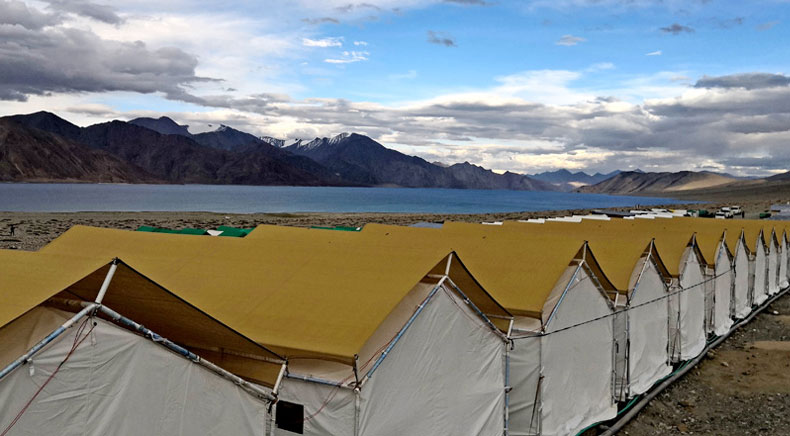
{"left": 87, "top": 302, "right": 276, "bottom": 403}
{"left": 94, "top": 258, "right": 119, "bottom": 306}
{"left": 0, "top": 303, "right": 97, "bottom": 382}
{"left": 272, "top": 361, "right": 287, "bottom": 396}
{"left": 364, "top": 276, "right": 446, "bottom": 379}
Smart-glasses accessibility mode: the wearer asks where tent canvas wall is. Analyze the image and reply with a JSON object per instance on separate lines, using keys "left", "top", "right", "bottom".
{"left": 0, "top": 251, "right": 281, "bottom": 435}
{"left": 250, "top": 222, "right": 621, "bottom": 436}
{"left": 782, "top": 230, "right": 789, "bottom": 289}
{"left": 742, "top": 225, "right": 769, "bottom": 307}
{"left": 767, "top": 229, "right": 781, "bottom": 296}
{"left": 501, "top": 220, "right": 673, "bottom": 402}
{"left": 507, "top": 218, "right": 708, "bottom": 362}
{"left": 40, "top": 226, "right": 513, "bottom": 436}
{"left": 618, "top": 218, "right": 737, "bottom": 337}
{"left": 0, "top": 307, "right": 271, "bottom": 436}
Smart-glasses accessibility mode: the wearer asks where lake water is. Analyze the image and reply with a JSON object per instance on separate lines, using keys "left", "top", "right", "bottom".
{"left": 0, "top": 183, "right": 680, "bottom": 214}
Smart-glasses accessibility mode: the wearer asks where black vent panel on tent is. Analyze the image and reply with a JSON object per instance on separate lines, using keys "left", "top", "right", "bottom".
{"left": 276, "top": 401, "right": 304, "bottom": 434}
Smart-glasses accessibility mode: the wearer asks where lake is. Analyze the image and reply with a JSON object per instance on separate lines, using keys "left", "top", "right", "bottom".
{"left": 0, "top": 183, "right": 681, "bottom": 214}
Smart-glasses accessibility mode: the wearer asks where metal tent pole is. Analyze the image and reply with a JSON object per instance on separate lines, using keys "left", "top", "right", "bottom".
{"left": 0, "top": 303, "right": 97, "bottom": 382}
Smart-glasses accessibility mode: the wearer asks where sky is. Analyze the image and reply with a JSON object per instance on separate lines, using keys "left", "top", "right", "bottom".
{"left": 1, "top": 0, "right": 790, "bottom": 176}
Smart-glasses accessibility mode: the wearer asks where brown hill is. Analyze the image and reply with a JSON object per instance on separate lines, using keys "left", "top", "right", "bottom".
{"left": 0, "top": 119, "right": 157, "bottom": 183}
{"left": 577, "top": 171, "right": 737, "bottom": 195}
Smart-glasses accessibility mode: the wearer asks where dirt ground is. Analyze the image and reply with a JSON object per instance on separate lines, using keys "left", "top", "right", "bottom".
{"left": 1, "top": 208, "right": 789, "bottom": 435}
{"left": 620, "top": 292, "right": 790, "bottom": 435}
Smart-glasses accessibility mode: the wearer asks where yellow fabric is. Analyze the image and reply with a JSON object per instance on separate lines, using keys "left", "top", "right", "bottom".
{"left": 740, "top": 219, "right": 770, "bottom": 254}
{"left": 501, "top": 221, "right": 658, "bottom": 291}
{"left": 0, "top": 250, "right": 109, "bottom": 330}
{"left": 42, "top": 226, "right": 462, "bottom": 362}
{"left": 251, "top": 223, "right": 594, "bottom": 318}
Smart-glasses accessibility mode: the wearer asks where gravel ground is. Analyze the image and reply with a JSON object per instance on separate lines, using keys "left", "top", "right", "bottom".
{"left": 620, "top": 292, "right": 790, "bottom": 435}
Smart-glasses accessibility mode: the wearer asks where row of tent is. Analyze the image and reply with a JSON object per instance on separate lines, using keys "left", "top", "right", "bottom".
{"left": 0, "top": 216, "right": 788, "bottom": 435}
{"left": 136, "top": 225, "right": 255, "bottom": 237}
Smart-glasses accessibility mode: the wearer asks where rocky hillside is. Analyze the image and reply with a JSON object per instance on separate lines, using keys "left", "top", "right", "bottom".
{"left": 5, "top": 112, "right": 341, "bottom": 186}
{"left": 280, "top": 133, "right": 555, "bottom": 190}
{"left": 2, "top": 111, "right": 554, "bottom": 190}
{"left": 0, "top": 119, "right": 156, "bottom": 183}
{"left": 531, "top": 169, "right": 628, "bottom": 191}
{"left": 577, "top": 170, "right": 738, "bottom": 195}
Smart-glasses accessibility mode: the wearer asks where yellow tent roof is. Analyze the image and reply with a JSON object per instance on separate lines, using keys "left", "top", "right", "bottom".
{"left": 250, "top": 223, "right": 605, "bottom": 318}
{"left": 740, "top": 219, "right": 769, "bottom": 254}
{"left": 0, "top": 250, "right": 109, "bottom": 330}
{"left": 42, "top": 225, "right": 502, "bottom": 363}
{"left": 0, "top": 249, "right": 284, "bottom": 384}
{"left": 500, "top": 220, "right": 660, "bottom": 291}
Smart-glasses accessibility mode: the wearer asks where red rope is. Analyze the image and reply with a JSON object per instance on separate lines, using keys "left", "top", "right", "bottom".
{"left": 0, "top": 317, "right": 96, "bottom": 436}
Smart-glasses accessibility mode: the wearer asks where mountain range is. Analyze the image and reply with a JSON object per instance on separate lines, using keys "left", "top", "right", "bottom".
{"left": 0, "top": 112, "right": 556, "bottom": 191}
{"left": 2, "top": 111, "right": 785, "bottom": 196}
{"left": 576, "top": 171, "right": 740, "bottom": 195}
{"left": 529, "top": 169, "right": 641, "bottom": 191}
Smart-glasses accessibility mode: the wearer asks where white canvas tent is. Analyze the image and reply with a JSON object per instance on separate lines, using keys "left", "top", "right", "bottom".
{"left": 502, "top": 220, "right": 674, "bottom": 402}
{"left": 767, "top": 229, "right": 781, "bottom": 296}
{"left": 40, "top": 226, "right": 513, "bottom": 436}
{"left": 782, "top": 229, "right": 789, "bottom": 289}
{"left": 249, "top": 222, "right": 622, "bottom": 436}
{"left": 0, "top": 251, "right": 283, "bottom": 436}
{"left": 511, "top": 218, "right": 709, "bottom": 362}
{"left": 742, "top": 224, "right": 769, "bottom": 307}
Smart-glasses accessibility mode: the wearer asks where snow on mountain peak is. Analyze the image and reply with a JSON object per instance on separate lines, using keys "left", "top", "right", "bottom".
{"left": 260, "top": 136, "right": 284, "bottom": 147}
{"left": 329, "top": 132, "right": 350, "bottom": 144}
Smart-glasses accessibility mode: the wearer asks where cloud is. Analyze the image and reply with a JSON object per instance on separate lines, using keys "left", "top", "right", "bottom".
{"left": 556, "top": 34, "right": 586, "bottom": 46}
{"left": 389, "top": 70, "right": 417, "bottom": 80}
{"left": 0, "top": 0, "right": 59, "bottom": 29}
{"left": 302, "top": 36, "right": 344, "bottom": 47}
{"left": 0, "top": 21, "right": 215, "bottom": 102}
{"left": 757, "top": 21, "right": 779, "bottom": 31}
{"left": 586, "top": 62, "right": 615, "bottom": 72}
{"left": 714, "top": 16, "right": 743, "bottom": 29}
{"left": 42, "top": 0, "right": 124, "bottom": 25}
{"left": 353, "top": 40, "right": 368, "bottom": 46}
{"left": 301, "top": 17, "right": 340, "bottom": 24}
{"left": 427, "top": 30, "right": 457, "bottom": 47}
{"left": 645, "top": 50, "right": 662, "bottom": 56}
{"left": 324, "top": 50, "right": 369, "bottom": 63}
{"left": 694, "top": 73, "right": 790, "bottom": 90}
{"left": 659, "top": 23, "right": 694, "bottom": 34}
{"left": 443, "top": 0, "right": 489, "bottom": 5}
{"left": 334, "top": 3, "right": 382, "bottom": 13}
{"left": 141, "top": 67, "right": 790, "bottom": 175}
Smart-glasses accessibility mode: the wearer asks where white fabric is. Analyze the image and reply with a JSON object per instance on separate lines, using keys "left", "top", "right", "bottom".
{"left": 768, "top": 243, "right": 779, "bottom": 295}
{"left": 0, "top": 310, "right": 269, "bottom": 436}
{"left": 612, "top": 309, "right": 628, "bottom": 401}
{"left": 509, "top": 335, "right": 541, "bottom": 436}
{"left": 753, "top": 246, "right": 768, "bottom": 306}
{"left": 676, "top": 253, "right": 706, "bottom": 361}
{"left": 703, "top": 266, "right": 715, "bottom": 335}
{"left": 713, "top": 247, "right": 734, "bottom": 336}
{"left": 540, "top": 268, "right": 616, "bottom": 436}
{"left": 734, "top": 243, "right": 751, "bottom": 319}
{"left": 358, "top": 286, "right": 505, "bottom": 436}
{"left": 626, "top": 261, "right": 672, "bottom": 397}
{"left": 275, "top": 378, "right": 355, "bottom": 436}
{"left": 780, "top": 243, "right": 788, "bottom": 289}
